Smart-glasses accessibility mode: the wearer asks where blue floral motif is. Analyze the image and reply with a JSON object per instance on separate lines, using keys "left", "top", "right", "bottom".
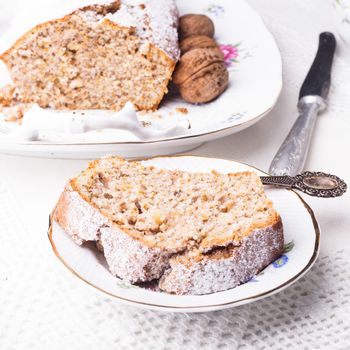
{"left": 206, "top": 4, "right": 225, "bottom": 17}
{"left": 248, "top": 276, "right": 259, "bottom": 283}
{"left": 227, "top": 112, "right": 246, "bottom": 124}
{"left": 272, "top": 241, "right": 294, "bottom": 268}
{"left": 273, "top": 255, "right": 289, "bottom": 268}
{"left": 250, "top": 241, "right": 295, "bottom": 281}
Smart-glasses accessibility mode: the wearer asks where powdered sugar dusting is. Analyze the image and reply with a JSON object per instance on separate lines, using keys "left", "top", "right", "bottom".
{"left": 100, "top": 226, "right": 171, "bottom": 283}
{"left": 105, "top": 0, "right": 180, "bottom": 60}
{"left": 56, "top": 184, "right": 109, "bottom": 244}
{"left": 0, "top": 0, "right": 179, "bottom": 61}
{"left": 159, "top": 222, "right": 284, "bottom": 295}
{"left": 54, "top": 183, "right": 172, "bottom": 283}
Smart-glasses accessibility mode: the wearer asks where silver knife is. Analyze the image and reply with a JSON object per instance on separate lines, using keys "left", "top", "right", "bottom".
{"left": 269, "top": 32, "right": 336, "bottom": 177}
{"left": 259, "top": 32, "right": 347, "bottom": 198}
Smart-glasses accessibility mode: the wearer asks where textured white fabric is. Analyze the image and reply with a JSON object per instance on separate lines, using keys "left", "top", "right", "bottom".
{"left": 0, "top": 176, "right": 349, "bottom": 350}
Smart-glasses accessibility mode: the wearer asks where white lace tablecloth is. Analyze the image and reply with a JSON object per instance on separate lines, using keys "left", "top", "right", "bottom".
{"left": 1, "top": 0, "right": 350, "bottom": 349}
{"left": 0, "top": 172, "right": 349, "bottom": 350}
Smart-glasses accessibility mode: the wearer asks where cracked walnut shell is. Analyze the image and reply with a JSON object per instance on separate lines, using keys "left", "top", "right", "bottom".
{"left": 173, "top": 47, "right": 224, "bottom": 85}
{"left": 177, "top": 62, "right": 229, "bottom": 104}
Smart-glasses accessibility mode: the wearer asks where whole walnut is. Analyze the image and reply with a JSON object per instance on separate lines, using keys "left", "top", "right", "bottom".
{"left": 179, "top": 14, "right": 215, "bottom": 39}
{"left": 175, "top": 13, "right": 229, "bottom": 104}
{"left": 180, "top": 35, "right": 218, "bottom": 54}
{"left": 178, "top": 62, "right": 229, "bottom": 104}
{"left": 173, "top": 47, "right": 229, "bottom": 104}
{"left": 173, "top": 47, "right": 224, "bottom": 85}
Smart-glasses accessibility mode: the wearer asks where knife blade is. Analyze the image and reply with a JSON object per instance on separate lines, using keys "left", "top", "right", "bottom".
{"left": 269, "top": 32, "right": 336, "bottom": 176}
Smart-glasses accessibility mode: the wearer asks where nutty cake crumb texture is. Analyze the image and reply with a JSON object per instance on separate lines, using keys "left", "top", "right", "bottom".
{"left": 53, "top": 156, "right": 284, "bottom": 295}
{"left": 0, "top": 0, "right": 180, "bottom": 112}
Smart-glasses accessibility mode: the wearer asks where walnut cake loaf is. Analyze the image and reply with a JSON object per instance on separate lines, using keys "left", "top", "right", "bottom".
{"left": 53, "top": 156, "right": 284, "bottom": 295}
{"left": 0, "top": 0, "right": 180, "bottom": 111}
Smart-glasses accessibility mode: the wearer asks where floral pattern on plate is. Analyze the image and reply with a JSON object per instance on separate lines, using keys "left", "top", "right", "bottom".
{"left": 249, "top": 241, "right": 295, "bottom": 282}
{"left": 206, "top": 4, "right": 225, "bottom": 17}
{"left": 220, "top": 43, "right": 239, "bottom": 67}
{"left": 272, "top": 241, "right": 294, "bottom": 268}
{"left": 227, "top": 112, "right": 247, "bottom": 123}
{"left": 219, "top": 43, "right": 252, "bottom": 69}
{"left": 273, "top": 255, "right": 289, "bottom": 268}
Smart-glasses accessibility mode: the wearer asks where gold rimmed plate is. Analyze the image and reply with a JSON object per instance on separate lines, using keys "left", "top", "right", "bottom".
{"left": 0, "top": 0, "right": 282, "bottom": 159}
{"left": 48, "top": 156, "right": 320, "bottom": 313}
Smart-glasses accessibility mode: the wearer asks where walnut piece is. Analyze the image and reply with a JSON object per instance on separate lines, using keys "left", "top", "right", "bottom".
{"left": 180, "top": 35, "right": 218, "bottom": 54}
{"left": 179, "top": 14, "right": 215, "bottom": 39}
{"left": 173, "top": 47, "right": 224, "bottom": 85}
{"left": 178, "top": 62, "right": 229, "bottom": 104}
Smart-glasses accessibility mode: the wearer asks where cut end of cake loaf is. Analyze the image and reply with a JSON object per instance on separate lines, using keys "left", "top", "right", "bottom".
{"left": 159, "top": 220, "right": 283, "bottom": 295}
{"left": 53, "top": 156, "right": 284, "bottom": 294}
{"left": 0, "top": 0, "right": 179, "bottom": 111}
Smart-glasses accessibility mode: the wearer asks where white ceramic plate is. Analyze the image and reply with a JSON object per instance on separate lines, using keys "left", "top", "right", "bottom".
{"left": 48, "top": 156, "right": 319, "bottom": 313}
{"left": 0, "top": 0, "right": 282, "bottom": 159}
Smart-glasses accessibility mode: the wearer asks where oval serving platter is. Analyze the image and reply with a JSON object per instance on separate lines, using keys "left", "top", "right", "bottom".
{"left": 48, "top": 156, "right": 320, "bottom": 313}
{"left": 0, "top": 0, "right": 282, "bottom": 158}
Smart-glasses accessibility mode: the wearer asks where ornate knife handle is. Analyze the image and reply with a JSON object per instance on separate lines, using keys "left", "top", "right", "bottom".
{"left": 261, "top": 171, "right": 347, "bottom": 198}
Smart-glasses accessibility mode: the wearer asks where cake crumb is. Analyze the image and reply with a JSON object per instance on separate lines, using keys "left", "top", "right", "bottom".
{"left": 2, "top": 103, "right": 30, "bottom": 123}
{"left": 175, "top": 107, "right": 188, "bottom": 114}
{"left": 141, "top": 121, "right": 152, "bottom": 127}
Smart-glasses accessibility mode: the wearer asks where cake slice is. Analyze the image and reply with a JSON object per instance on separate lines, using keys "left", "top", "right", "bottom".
{"left": 0, "top": 0, "right": 179, "bottom": 111}
{"left": 53, "top": 156, "right": 284, "bottom": 295}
